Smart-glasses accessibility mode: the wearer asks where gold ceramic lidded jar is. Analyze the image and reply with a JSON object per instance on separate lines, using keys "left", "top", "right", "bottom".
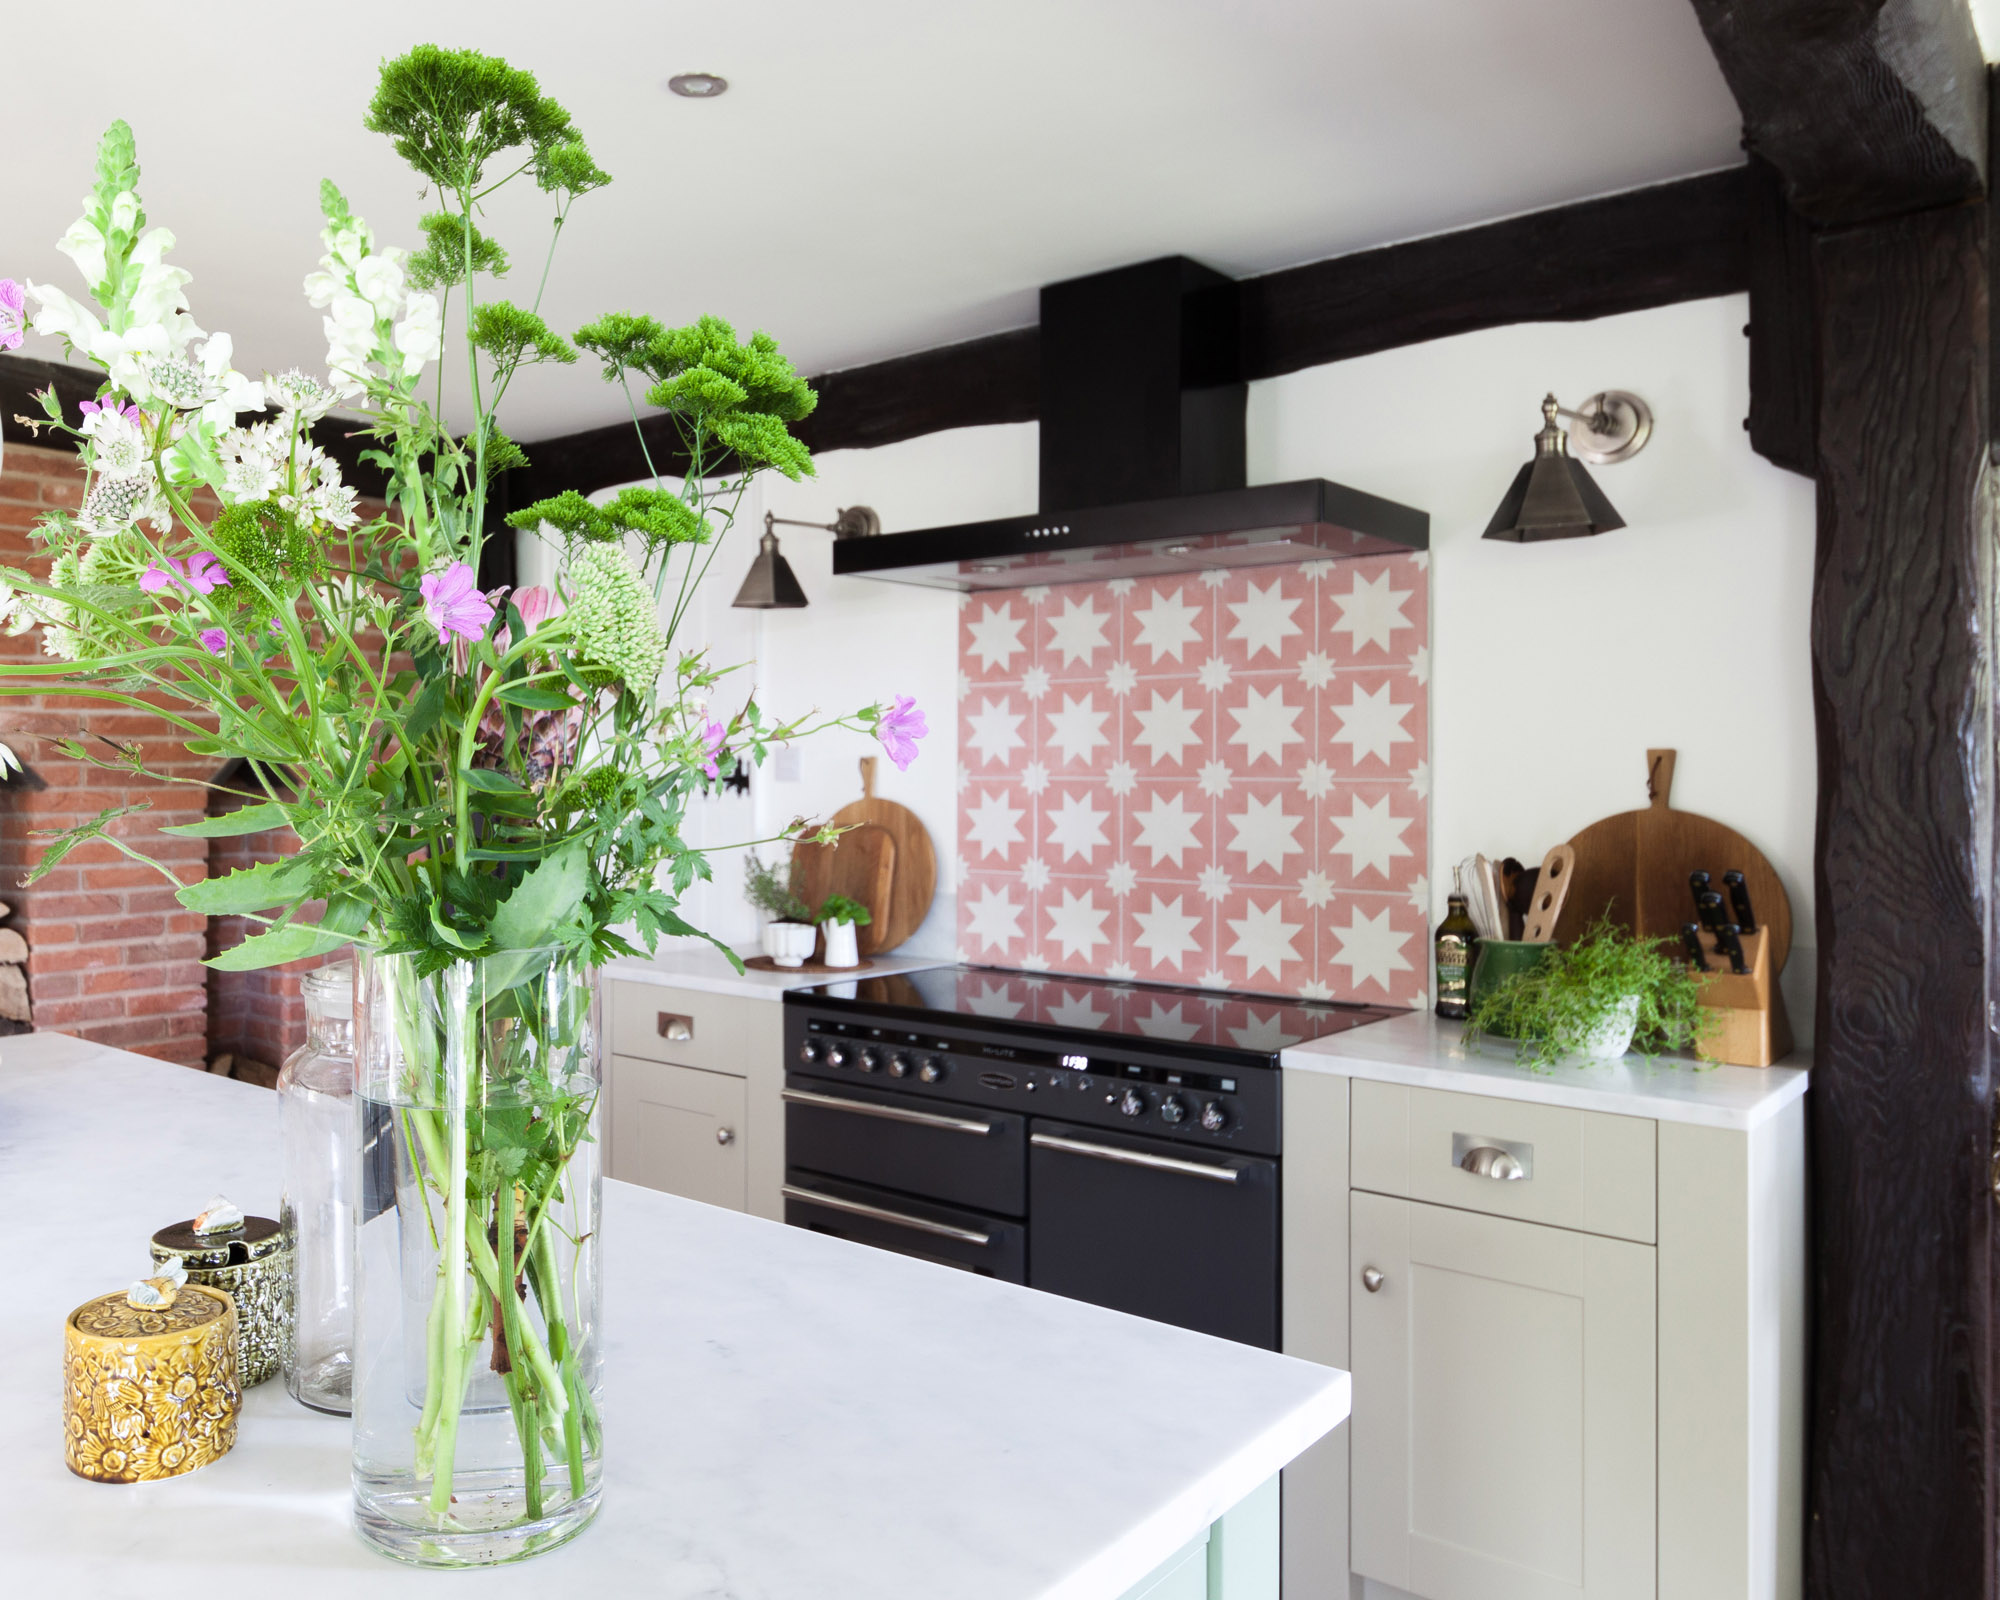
{"left": 63, "top": 1273, "right": 241, "bottom": 1483}
{"left": 151, "top": 1196, "right": 292, "bottom": 1386}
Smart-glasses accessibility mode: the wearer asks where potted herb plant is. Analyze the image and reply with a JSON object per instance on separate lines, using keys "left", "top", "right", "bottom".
{"left": 1465, "top": 917, "right": 1714, "bottom": 1071}
{"left": 816, "top": 893, "right": 872, "bottom": 969}
{"left": 745, "top": 851, "right": 816, "bottom": 967}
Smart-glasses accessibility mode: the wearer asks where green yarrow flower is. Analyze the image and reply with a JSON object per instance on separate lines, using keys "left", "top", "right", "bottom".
{"left": 566, "top": 541, "right": 666, "bottom": 692}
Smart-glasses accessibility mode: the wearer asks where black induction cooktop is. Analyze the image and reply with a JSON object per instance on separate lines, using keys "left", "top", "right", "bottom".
{"left": 783, "top": 964, "right": 1404, "bottom": 1065}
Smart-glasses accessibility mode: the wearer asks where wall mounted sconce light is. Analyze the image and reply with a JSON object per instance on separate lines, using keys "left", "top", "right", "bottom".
{"left": 1482, "top": 391, "right": 1652, "bottom": 543}
{"left": 732, "top": 506, "right": 882, "bottom": 608}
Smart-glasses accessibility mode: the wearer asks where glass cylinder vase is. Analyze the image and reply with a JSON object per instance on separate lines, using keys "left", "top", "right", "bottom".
{"left": 351, "top": 947, "right": 603, "bottom": 1567}
{"left": 279, "top": 960, "right": 357, "bottom": 1414}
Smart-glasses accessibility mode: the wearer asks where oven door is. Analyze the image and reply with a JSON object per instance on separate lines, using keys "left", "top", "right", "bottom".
{"left": 783, "top": 1172, "right": 1026, "bottom": 1282}
{"left": 783, "top": 1076, "right": 1027, "bottom": 1215}
{"left": 1027, "top": 1118, "right": 1280, "bottom": 1349}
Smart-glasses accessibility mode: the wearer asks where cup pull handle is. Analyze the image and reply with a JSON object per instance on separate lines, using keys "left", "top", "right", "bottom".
{"left": 658, "top": 1013, "right": 694, "bottom": 1042}
{"left": 1459, "top": 1145, "right": 1525, "bottom": 1180}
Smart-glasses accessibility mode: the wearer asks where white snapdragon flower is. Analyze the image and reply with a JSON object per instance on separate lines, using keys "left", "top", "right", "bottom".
{"left": 394, "top": 292, "right": 442, "bottom": 376}
{"left": 193, "top": 333, "right": 264, "bottom": 429}
{"left": 56, "top": 212, "right": 108, "bottom": 289}
{"left": 354, "top": 249, "right": 408, "bottom": 320}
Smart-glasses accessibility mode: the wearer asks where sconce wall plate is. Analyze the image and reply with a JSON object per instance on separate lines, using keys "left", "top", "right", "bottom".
{"left": 1564, "top": 391, "right": 1652, "bottom": 465}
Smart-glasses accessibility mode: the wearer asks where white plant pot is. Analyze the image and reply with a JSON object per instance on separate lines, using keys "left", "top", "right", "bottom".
{"left": 820, "top": 919, "right": 861, "bottom": 969}
{"left": 1576, "top": 995, "right": 1642, "bottom": 1061}
{"left": 763, "top": 921, "right": 816, "bottom": 968}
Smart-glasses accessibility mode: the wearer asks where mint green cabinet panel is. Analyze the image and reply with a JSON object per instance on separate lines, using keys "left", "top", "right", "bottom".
{"left": 1116, "top": 1474, "right": 1279, "bottom": 1600}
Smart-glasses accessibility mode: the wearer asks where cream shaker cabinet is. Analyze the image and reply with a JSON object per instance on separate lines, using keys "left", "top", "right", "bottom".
{"left": 602, "top": 978, "right": 787, "bottom": 1221}
{"left": 1282, "top": 1063, "right": 1805, "bottom": 1600}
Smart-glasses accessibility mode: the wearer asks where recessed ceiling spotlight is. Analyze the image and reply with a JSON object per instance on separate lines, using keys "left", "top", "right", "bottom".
{"left": 666, "top": 72, "right": 728, "bottom": 99}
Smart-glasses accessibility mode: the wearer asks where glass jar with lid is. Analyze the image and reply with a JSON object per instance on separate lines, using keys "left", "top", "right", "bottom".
{"left": 278, "top": 960, "right": 356, "bottom": 1414}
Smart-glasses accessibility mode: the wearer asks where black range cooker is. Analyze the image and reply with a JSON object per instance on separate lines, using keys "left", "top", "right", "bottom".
{"left": 781, "top": 965, "right": 1402, "bottom": 1350}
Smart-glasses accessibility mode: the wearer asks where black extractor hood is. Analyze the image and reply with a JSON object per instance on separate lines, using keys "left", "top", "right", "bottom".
{"left": 832, "top": 256, "right": 1428, "bottom": 592}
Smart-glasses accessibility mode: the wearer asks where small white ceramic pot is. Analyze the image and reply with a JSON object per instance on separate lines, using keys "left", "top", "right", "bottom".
{"left": 820, "top": 919, "right": 861, "bottom": 969}
{"left": 1576, "top": 995, "right": 1641, "bottom": 1061}
{"left": 764, "top": 920, "right": 817, "bottom": 968}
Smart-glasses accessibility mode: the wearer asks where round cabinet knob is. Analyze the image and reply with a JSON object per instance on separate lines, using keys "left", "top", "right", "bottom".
{"left": 1361, "top": 1266, "right": 1385, "bottom": 1294}
{"left": 1158, "top": 1095, "right": 1187, "bottom": 1125}
{"left": 1199, "top": 1101, "right": 1228, "bottom": 1132}
{"left": 1118, "top": 1088, "right": 1146, "bottom": 1118}
{"left": 888, "top": 1054, "right": 911, "bottom": 1078}
{"left": 824, "top": 1045, "right": 848, "bottom": 1068}
{"left": 715, "top": 1127, "right": 735, "bottom": 1147}
{"left": 918, "top": 1058, "right": 944, "bottom": 1084}
{"left": 798, "top": 1040, "right": 821, "bottom": 1065}
{"left": 858, "top": 1048, "right": 880, "bottom": 1073}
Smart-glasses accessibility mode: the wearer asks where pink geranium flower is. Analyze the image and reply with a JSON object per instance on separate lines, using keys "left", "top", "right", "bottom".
{"left": 420, "top": 561, "right": 496, "bottom": 645}
{"left": 0, "top": 280, "right": 22, "bottom": 352}
{"left": 513, "top": 585, "right": 560, "bottom": 630}
{"left": 876, "top": 695, "right": 927, "bottom": 771}
{"left": 698, "top": 718, "right": 727, "bottom": 780}
{"left": 198, "top": 627, "right": 227, "bottom": 657}
{"left": 140, "top": 552, "right": 230, "bottom": 597}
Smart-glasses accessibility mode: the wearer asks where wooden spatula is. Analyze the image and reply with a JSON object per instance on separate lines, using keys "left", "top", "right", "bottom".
{"left": 1522, "top": 844, "right": 1577, "bottom": 943}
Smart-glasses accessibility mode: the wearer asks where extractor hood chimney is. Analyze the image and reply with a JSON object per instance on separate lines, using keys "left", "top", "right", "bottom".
{"left": 833, "top": 256, "right": 1427, "bottom": 592}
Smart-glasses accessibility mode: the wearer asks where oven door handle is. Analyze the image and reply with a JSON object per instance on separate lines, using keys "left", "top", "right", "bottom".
{"left": 1029, "top": 1132, "right": 1242, "bottom": 1184}
{"left": 782, "top": 1086, "right": 995, "bottom": 1136}
{"left": 781, "top": 1183, "right": 994, "bottom": 1246}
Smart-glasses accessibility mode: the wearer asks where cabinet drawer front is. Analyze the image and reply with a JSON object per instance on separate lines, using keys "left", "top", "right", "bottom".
{"left": 609, "top": 1055, "right": 748, "bottom": 1211}
{"left": 1352, "top": 1080, "right": 1655, "bottom": 1244}
{"left": 1350, "top": 1193, "right": 1656, "bottom": 1600}
{"left": 608, "top": 980, "right": 755, "bottom": 1074}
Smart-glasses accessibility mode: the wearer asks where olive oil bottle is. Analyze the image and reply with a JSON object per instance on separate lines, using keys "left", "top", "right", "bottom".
{"left": 1434, "top": 871, "right": 1478, "bottom": 1019}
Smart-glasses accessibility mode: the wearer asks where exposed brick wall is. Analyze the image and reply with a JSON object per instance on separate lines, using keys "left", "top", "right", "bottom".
{"left": 0, "top": 439, "right": 379, "bottom": 1068}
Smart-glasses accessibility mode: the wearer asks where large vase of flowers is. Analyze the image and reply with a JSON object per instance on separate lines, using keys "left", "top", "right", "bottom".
{"left": 1, "top": 45, "right": 924, "bottom": 1566}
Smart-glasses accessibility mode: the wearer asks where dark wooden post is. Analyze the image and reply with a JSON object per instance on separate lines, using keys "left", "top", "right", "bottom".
{"left": 1808, "top": 201, "right": 1995, "bottom": 1600}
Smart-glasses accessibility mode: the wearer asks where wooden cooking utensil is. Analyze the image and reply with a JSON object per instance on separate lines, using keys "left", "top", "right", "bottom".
{"left": 1521, "top": 844, "right": 1576, "bottom": 943}
{"left": 823, "top": 756, "right": 937, "bottom": 955}
{"left": 790, "top": 822, "right": 897, "bottom": 955}
{"left": 1553, "top": 749, "right": 1792, "bottom": 971}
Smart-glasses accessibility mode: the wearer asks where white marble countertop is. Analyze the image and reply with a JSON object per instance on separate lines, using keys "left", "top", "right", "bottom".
{"left": 1, "top": 1031, "right": 1346, "bottom": 1597}
{"left": 602, "top": 941, "right": 950, "bottom": 1000}
{"left": 1284, "top": 1010, "right": 1808, "bottom": 1131}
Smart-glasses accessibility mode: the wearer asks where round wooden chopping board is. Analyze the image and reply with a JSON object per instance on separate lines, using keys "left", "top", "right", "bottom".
{"left": 825, "top": 757, "right": 936, "bottom": 956}
{"left": 1552, "top": 748, "right": 1792, "bottom": 971}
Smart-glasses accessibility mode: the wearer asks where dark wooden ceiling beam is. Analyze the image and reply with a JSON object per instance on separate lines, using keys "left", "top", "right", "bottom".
{"left": 1685, "top": 0, "right": 1987, "bottom": 225}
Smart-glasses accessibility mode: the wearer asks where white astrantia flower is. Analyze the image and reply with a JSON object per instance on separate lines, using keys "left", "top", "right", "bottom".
{"left": 90, "top": 409, "right": 149, "bottom": 476}
{"left": 219, "top": 424, "right": 283, "bottom": 503}
{"left": 80, "top": 471, "right": 152, "bottom": 536}
{"left": 265, "top": 368, "right": 336, "bottom": 422}
{"left": 393, "top": 292, "right": 442, "bottom": 376}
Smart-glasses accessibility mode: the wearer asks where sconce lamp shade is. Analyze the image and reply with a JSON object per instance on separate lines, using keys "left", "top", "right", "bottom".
{"left": 1482, "top": 394, "right": 1627, "bottom": 543}
{"left": 732, "top": 530, "right": 809, "bottom": 608}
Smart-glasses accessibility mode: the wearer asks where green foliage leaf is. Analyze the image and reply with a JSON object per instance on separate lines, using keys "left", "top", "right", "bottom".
{"left": 405, "top": 676, "right": 447, "bottom": 742}
{"left": 25, "top": 803, "right": 149, "bottom": 885}
{"left": 160, "top": 802, "right": 292, "bottom": 839}
{"left": 176, "top": 854, "right": 317, "bottom": 916}
{"left": 494, "top": 681, "right": 575, "bottom": 710}
{"left": 204, "top": 895, "right": 368, "bottom": 971}
{"left": 489, "top": 838, "right": 589, "bottom": 951}
{"left": 461, "top": 766, "right": 527, "bottom": 795}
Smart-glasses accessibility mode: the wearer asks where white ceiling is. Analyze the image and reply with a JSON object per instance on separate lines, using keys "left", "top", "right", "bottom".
{"left": 2, "top": 0, "right": 1750, "bottom": 440}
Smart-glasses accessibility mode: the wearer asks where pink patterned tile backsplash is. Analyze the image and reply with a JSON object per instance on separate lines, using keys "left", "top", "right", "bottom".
{"left": 956, "top": 555, "right": 1431, "bottom": 1006}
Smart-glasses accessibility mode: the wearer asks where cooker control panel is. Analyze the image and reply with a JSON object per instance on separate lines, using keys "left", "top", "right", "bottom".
{"left": 787, "top": 1010, "right": 1277, "bottom": 1155}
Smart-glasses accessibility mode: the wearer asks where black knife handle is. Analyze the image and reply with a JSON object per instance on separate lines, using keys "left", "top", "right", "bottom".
{"left": 1716, "top": 922, "right": 1750, "bottom": 975}
{"left": 1696, "top": 890, "right": 1727, "bottom": 932}
{"left": 1680, "top": 922, "right": 1710, "bottom": 972}
{"left": 1722, "top": 869, "right": 1758, "bottom": 934}
{"left": 1689, "top": 871, "right": 1711, "bottom": 917}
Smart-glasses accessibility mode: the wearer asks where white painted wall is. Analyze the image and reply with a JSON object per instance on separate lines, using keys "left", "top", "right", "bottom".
{"left": 532, "top": 294, "right": 1819, "bottom": 1032}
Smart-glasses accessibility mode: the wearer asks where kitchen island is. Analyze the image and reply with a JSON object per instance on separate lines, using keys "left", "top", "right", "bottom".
{"left": 0, "top": 1031, "right": 1346, "bottom": 1598}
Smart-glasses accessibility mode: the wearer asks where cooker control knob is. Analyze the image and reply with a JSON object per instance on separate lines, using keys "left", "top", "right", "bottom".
{"left": 799, "top": 1039, "right": 821, "bottom": 1065}
{"left": 1159, "top": 1095, "right": 1187, "bottom": 1125}
{"left": 918, "top": 1057, "right": 945, "bottom": 1083}
{"left": 858, "top": 1048, "right": 881, "bottom": 1073}
{"left": 888, "top": 1053, "right": 911, "bottom": 1078}
{"left": 824, "top": 1045, "right": 847, "bottom": 1069}
{"left": 1200, "top": 1100, "right": 1228, "bottom": 1132}
{"left": 1118, "top": 1088, "right": 1146, "bottom": 1118}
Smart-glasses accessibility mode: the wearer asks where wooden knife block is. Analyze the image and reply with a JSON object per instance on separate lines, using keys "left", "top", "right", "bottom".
{"left": 1691, "top": 928, "right": 1793, "bottom": 1067}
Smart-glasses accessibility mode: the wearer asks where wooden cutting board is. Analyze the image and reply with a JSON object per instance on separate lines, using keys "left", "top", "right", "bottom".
{"left": 823, "top": 756, "right": 936, "bottom": 956}
{"left": 791, "top": 823, "right": 897, "bottom": 954}
{"left": 1552, "top": 748, "right": 1793, "bottom": 971}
